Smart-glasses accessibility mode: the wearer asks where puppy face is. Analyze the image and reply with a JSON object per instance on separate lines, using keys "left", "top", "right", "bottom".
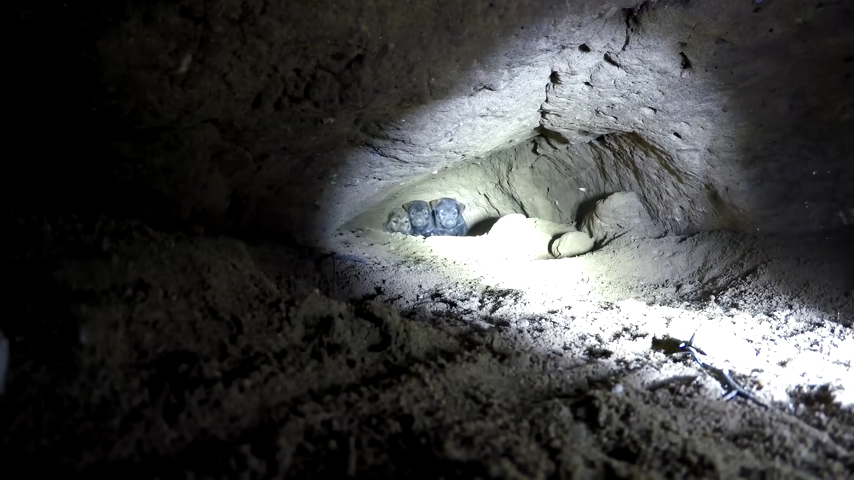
{"left": 384, "top": 208, "right": 411, "bottom": 233}
{"left": 403, "top": 201, "right": 432, "bottom": 228}
{"left": 430, "top": 198, "right": 465, "bottom": 228}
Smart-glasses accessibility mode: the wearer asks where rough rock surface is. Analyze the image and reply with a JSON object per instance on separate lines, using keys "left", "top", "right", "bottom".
{"left": 550, "top": 231, "right": 595, "bottom": 259}
{"left": 10, "top": 1, "right": 854, "bottom": 242}
{"left": 6, "top": 0, "right": 854, "bottom": 478}
{"left": 2, "top": 215, "right": 852, "bottom": 477}
{"left": 582, "top": 191, "right": 666, "bottom": 244}
{"left": 486, "top": 214, "right": 577, "bottom": 260}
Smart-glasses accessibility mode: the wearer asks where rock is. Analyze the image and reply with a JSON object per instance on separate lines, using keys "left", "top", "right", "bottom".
{"left": 488, "top": 214, "right": 552, "bottom": 260}
{"left": 581, "top": 192, "right": 665, "bottom": 244}
{"left": 487, "top": 214, "right": 529, "bottom": 237}
{"left": 550, "top": 231, "right": 594, "bottom": 258}
{"left": 488, "top": 214, "right": 576, "bottom": 260}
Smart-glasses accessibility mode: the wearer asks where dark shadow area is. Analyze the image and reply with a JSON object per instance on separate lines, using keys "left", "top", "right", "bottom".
{"left": 6, "top": 0, "right": 576, "bottom": 243}
{"left": 705, "top": 1, "right": 854, "bottom": 312}
{"left": 573, "top": 193, "right": 612, "bottom": 229}
{"left": 466, "top": 217, "right": 500, "bottom": 236}
{"left": 4, "top": 1, "right": 854, "bottom": 476}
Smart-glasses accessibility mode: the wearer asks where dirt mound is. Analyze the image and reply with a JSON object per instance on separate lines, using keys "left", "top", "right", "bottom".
{"left": 1, "top": 215, "right": 852, "bottom": 477}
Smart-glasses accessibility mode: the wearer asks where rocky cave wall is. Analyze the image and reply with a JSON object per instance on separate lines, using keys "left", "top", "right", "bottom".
{"left": 4, "top": 2, "right": 854, "bottom": 475}
{"left": 8, "top": 0, "right": 854, "bottom": 244}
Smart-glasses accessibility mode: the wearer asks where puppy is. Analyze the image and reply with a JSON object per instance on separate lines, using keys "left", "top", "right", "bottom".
{"left": 430, "top": 197, "right": 468, "bottom": 236}
{"left": 383, "top": 208, "right": 412, "bottom": 234}
{"left": 403, "top": 200, "right": 436, "bottom": 237}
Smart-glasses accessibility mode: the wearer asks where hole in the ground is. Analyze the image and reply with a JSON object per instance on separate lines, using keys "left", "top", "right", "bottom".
{"left": 7, "top": 2, "right": 854, "bottom": 477}
{"left": 679, "top": 51, "right": 692, "bottom": 70}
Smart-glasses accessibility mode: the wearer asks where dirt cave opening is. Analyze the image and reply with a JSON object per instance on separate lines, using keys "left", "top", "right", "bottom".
{"left": 4, "top": 0, "right": 854, "bottom": 478}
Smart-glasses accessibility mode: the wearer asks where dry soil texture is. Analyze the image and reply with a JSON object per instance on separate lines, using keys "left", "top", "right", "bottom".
{"left": 1, "top": 215, "right": 853, "bottom": 478}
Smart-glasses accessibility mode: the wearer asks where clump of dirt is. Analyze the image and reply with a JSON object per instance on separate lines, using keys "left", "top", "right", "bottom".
{"left": 1, "top": 214, "right": 852, "bottom": 478}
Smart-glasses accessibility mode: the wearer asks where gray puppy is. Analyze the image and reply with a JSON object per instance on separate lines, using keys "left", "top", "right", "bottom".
{"left": 403, "top": 200, "right": 436, "bottom": 237}
{"left": 383, "top": 208, "right": 412, "bottom": 234}
{"left": 430, "top": 198, "right": 468, "bottom": 236}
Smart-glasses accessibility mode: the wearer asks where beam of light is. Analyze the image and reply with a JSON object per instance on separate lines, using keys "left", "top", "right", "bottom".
{"left": 411, "top": 232, "right": 854, "bottom": 409}
{"left": 316, "top": 3, "right": 854, "bottom": 413}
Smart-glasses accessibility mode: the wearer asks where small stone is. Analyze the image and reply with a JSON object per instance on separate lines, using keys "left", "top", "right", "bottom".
{"left": 550, "top": 231, "right": 594, "bottom": 258}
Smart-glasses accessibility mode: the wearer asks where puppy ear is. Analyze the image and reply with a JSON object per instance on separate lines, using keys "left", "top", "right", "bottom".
{"left": 402, "top": 202, "right": 413, "bottom": 211}
{"left": 429, "top": 199, "right": 439, "bottom": 210}
{"left": 456, "top": 201, "right": 466, "bottom": 213}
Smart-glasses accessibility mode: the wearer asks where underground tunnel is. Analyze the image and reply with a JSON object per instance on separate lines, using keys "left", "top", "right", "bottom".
{"left": 3, "top": 0, "right": 854, "bottom": 477}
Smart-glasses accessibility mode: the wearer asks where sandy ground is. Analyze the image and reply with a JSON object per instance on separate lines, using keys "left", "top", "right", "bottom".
{"left": 1, "top": 214, "right": 853, "bottom": 478}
